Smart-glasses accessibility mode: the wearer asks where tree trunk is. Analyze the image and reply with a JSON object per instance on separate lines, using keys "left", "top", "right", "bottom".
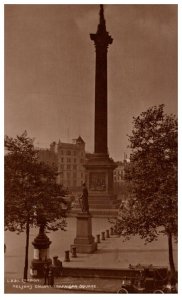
{"left": 23, "top": 217, "right": 30, "bottom": 281}
{"left": 168, "top": 232, "right": 176, "bottom": 278}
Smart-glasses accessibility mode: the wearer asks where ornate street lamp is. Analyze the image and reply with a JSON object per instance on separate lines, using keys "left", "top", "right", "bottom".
{"left": 30, "top": 207, "right": 52, "bottom": 277}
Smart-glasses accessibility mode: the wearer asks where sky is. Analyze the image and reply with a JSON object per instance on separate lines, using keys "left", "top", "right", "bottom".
{"left": 4, "top": 4, "right": 177, "bottom": 161}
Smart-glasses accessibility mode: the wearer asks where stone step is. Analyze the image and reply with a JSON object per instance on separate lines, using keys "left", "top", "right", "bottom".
{"left": 88, "top": 196, "right": 117, "bottom": 201}
{"left": 69, "top": 208, "right": 118, "bottom": 217}
{"left": 73, "top": 200, "right": 120, "bottom": 209}
{"left": 74, "top": 204, "right": 118, "bottom": 210}
{"left": 89, "top": 199, "right": 119, "bottom": 204}
{"left": 74, "top": 198, "right": 120, "bottom": 205}
{"left": 62, "top": 266, "right": 168, "bottom": 279}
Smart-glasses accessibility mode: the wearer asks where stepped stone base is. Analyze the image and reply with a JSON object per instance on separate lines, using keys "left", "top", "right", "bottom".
{"left": 84, "top": 153, "right": 118, "bottom": 210}
{"left": 69, "top": 208, "right": 118, "bottom": 218}
{"left": 73, "top": 194, "right": 120, "bottom": 212}
{"left": 89, "top": 194, "right": 119, "bottom": 209}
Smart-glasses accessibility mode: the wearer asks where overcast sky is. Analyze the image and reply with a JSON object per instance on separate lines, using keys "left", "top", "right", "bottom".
{"left": 5, "top": 4, "right": 177, "bottom": 161}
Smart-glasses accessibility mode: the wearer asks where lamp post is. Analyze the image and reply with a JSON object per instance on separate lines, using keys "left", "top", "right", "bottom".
{"left": 30, "top": 211, "right": 52, "bottom": 278}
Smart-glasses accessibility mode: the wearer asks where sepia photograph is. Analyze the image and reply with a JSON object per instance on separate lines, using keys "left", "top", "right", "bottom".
{"left": 4, "top": 3, "right": 178, "bottom": 294}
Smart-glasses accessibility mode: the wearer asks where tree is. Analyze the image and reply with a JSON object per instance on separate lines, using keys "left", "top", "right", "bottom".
{"left": 116, "top": 105, "right": 177, "bottom": 279}
{"left": 5, "top": 132, "right": 70, "bottom": 280}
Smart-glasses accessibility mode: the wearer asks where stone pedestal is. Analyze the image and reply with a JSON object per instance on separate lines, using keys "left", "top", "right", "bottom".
{"left": 71, "top": 213, "right": 97, "bottom": 253}
{"left": 84, "top": 154, "right": 118, "bottom": 210}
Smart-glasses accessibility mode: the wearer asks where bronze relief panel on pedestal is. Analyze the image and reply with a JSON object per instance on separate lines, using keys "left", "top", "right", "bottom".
{"left": 89, "top": 172, "right": 106, "bottom": 191}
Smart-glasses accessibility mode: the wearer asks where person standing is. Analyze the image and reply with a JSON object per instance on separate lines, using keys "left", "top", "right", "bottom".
{"left": 43, "top": 263, "right": 49, "bottom": 285}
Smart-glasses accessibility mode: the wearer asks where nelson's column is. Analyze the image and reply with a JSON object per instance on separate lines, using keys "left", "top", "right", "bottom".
{"left": 85, "top": 5, "right": 118, "bottom": 212}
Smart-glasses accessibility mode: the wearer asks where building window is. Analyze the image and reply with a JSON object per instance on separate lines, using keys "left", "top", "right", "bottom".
{"left": 80, "top": 158, "right": 84, "bottom": 163}
{"left": 73, "top": 151, "right": 76, "bottom": 156}
{"left": 67, "top": 173, "right": 70, "bottom": 179}
{"left": 67, "top": 150, "right": 71, "bottom": 156}
{"left": 61, "top": 158, "right": 64, "bottom": 163}
{"left": 73, "top": 172, "right": 77, "bottom": 178}
{"left": 60, "top": 164, "right": 64, "bottom": 169}
{"left": 67, "top": 158, "right": 71, "bottom": 163}
{"left": 74, "top": 158, "right": 77, "bottom": 163}
{"left": 61, "top": 150, "right": 64, "bottom": 155}
{"left": 73, "top": 165, "right": 77, "bottom": 170}
{"left": 67, "top": 165, "right": 71, "bottom": 170}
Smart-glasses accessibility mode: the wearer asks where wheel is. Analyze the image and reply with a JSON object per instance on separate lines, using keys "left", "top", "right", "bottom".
{"left": 153, "top": 290, "right": 164, "bottom": 294}
{"left": 117, "top": 288, "right": 128, "bottom": 294}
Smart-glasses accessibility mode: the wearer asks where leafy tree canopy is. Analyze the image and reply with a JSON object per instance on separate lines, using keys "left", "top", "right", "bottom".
{"left": 5, "top": 131, "right": 69, "bottom": 233}
{"left": 117, "top": 105, "right": 177, "bottom": 242}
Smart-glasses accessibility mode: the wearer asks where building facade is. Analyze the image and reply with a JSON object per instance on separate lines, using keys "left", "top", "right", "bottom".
{"left": 113, "top": 162, "right": 125, "bottom": 188}
{"left": 38, "top": 136, "right": 86, "bottom": 190}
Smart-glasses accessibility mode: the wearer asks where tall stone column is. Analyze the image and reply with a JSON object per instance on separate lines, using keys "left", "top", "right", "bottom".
{"left": 84, "top": 5, "right": 118, "bottom": 212}
{"left": 90, "top": 5, "right": 113, "bottom": 155}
